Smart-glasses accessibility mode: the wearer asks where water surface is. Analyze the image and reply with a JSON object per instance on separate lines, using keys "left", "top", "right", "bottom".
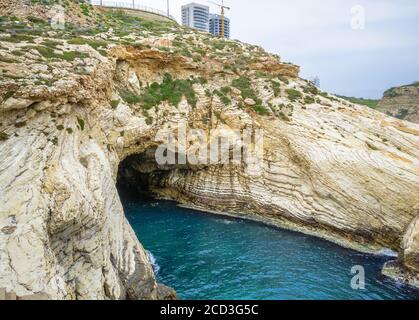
{"left": 122, "top": 193, "right": 419, "bottom": 300}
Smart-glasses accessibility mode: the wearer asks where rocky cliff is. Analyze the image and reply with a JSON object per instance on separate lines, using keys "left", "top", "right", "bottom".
{"left": 0, "top": 1, "right": 418, "bottom": 299}
{"left": 377, "top": 82, "right": 419, "bottom": 124}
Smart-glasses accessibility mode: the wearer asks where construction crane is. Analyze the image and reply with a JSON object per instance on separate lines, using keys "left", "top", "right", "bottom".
{"left": 208, "top": 0, "right": 230, "bottom": 38}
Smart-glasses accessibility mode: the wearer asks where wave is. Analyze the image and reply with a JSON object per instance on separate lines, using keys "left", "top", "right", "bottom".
{"left": 147, "top": 250, "right": 161, "bottom": 275}
{"left": 378, "top": 248, "right": 398, "bottom": 258}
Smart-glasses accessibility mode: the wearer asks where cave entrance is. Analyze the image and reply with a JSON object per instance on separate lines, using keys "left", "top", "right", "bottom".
{"left": 116, "top": 147, "right": 194, "bottom": 203}
{"left": 117, "top": 148, "right": 165, "bottom": 200}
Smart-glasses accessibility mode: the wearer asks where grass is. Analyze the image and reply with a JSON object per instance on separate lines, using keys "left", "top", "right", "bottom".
{"left": 286, "top": 89, "right": 302, "bottom": 102}
{"left": 35, "top": 46, "right": 89, "bottom": 61}
{"left": 337, "top": 95, "right": 379, "bottom": 109}
{"left": 212, "top": 40, "right": 226, "bottom": 51}
{"left": 0, "top": 34, "right": 35, "bottom": 43}
{"left": 79, "top": 2, "right": 91, "bottom": 16}
{"left": 42, "top": 39, "right": 62, "bottom": 48}
{"left": 139, "top": 73, "right": 197, "bottom": 109}
{"left": 68, "top": 37, "right": 107, "bottom": 50}
{"left": 104, "top": 9, "right": 174, "bottom": 33}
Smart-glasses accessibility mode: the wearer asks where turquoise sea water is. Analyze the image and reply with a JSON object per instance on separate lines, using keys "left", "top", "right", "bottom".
{"left": 122, "top": 193, "right": 419, "bottom": 300}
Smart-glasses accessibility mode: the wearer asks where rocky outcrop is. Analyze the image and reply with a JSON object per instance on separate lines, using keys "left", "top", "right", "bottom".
{"left": 0, "top": 288, "right": 49, "bottom": 300}
{"left": 0, "top": 5, "right": 418, "bottom": 299}
{"left": 377, "top": 83, "right": 419, "bottom": 124}
{"left": 0, "top": 0, "right": 99, "bottom": 27}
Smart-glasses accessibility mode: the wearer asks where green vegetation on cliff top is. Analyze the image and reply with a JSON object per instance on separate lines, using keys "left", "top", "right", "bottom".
{"left": 139, "top": 73, "right": 197, "bottom": 109}
{"left": 337, "top": 95, "right": 379, "bottom": 109}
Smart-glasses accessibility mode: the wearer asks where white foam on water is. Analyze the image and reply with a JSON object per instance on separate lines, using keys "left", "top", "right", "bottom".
{"left": 378, "top": 248, "right": 398, "bottom": 258}
{"left": 147, "top": 250, "right": 161, "bottom": 275}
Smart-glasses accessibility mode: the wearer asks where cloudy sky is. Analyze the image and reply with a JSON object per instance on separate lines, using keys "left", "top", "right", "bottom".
{"left": 104, "top": 0, "right": 419, "bottom": 98}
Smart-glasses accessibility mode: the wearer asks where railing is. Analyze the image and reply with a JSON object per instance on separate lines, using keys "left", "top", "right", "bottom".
{"left": 89, "top": 0, "right": 176, "bottom": 21}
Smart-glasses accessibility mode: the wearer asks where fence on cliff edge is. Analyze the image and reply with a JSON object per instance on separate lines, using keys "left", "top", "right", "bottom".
{"left": 88, "top": 0, "right": 177, "bottom": 22}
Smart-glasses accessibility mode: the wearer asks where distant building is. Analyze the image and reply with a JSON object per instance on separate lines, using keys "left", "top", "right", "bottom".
{"left": 209, "top": 13, "right": 230, "bottom": 38}
{"left": 181, "top": 3, "right": 210, "bottom": 32}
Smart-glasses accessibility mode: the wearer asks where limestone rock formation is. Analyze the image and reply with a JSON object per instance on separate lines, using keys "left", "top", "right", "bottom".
{"left": 377, "top": 82, "right": 419, "bottom": 124}
{"left": 0, "top": 3, "right": 418, "bottom": 299}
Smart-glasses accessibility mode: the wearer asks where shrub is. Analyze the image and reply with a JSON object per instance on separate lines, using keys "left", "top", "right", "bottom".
{"left": 119, "top": 89, "right": 141, "bottom": 105}
{"left": 15, "top": 121, "right": 27, "bottom": 128}
{"left": 271, "top": 80, "right": 281, "bottom": 97}
{"left": 286, "top": 89, "right": 302, "bottom": 102}
{"left": 214, "top": 89, "right": 231, "bottom": 105}
{"left": 140, "top": 73, "right": 197, "bottom": 109}
{"left": 61, "top": 51, "right": 89, "bottom": 61}
{"left": 232, "top": 77, "right": 258, "bottom": 101}
{"left": 304, "top": 96, "right": 315, "bottom": 104}
{"left": 278, "top": 111, "right": 290, "bottom": 122}
{"left": 79, "top": 2, "right": 90, "bottom": 16}
{"left": 51, "top": 136, "right": 58, "bottom": 146}
{"left": 0, "top": 34, "right": 35, "bottom": 43}
{"left": 35, "top": 46, "right": 89, "bottom": 61}
{"left": 212, "top": 41, "right": 226, "bottom": 51}
{"left": 3, "top": 91, "right": 15, "bottom": 100}
{"left": 253, "top": 104, "right": 269, "bottom": 115}
{"left": 145, "top": 117, "right": 153, "bottom": 125}
{"left": 77, "top": 117, "right": 85, "bottom": 131}
{"left": 68, "top": 37, "right": 107, "bottom": 50}
{"left": 0, "top": 132, "right": 8, "bottom": 141}
{"left": 366, "top": 142, "right": 378, "bottom": 151}
{"left": 336, "top": 95, "right": 379, "bottom": 109}
{"left": 42, "top": 39, "right": 61, "bottom": 48}
{"left": 111, "top": 100, "right": 120, "bottom": 109}
{"left": 220, "top": 86, "right": 231, "bottom": 95}
{"left": 303, "top": 85, "right": 318, "bottom": 95}
{"left": 278, "top": 76, "right": 289, "bottom": 85}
